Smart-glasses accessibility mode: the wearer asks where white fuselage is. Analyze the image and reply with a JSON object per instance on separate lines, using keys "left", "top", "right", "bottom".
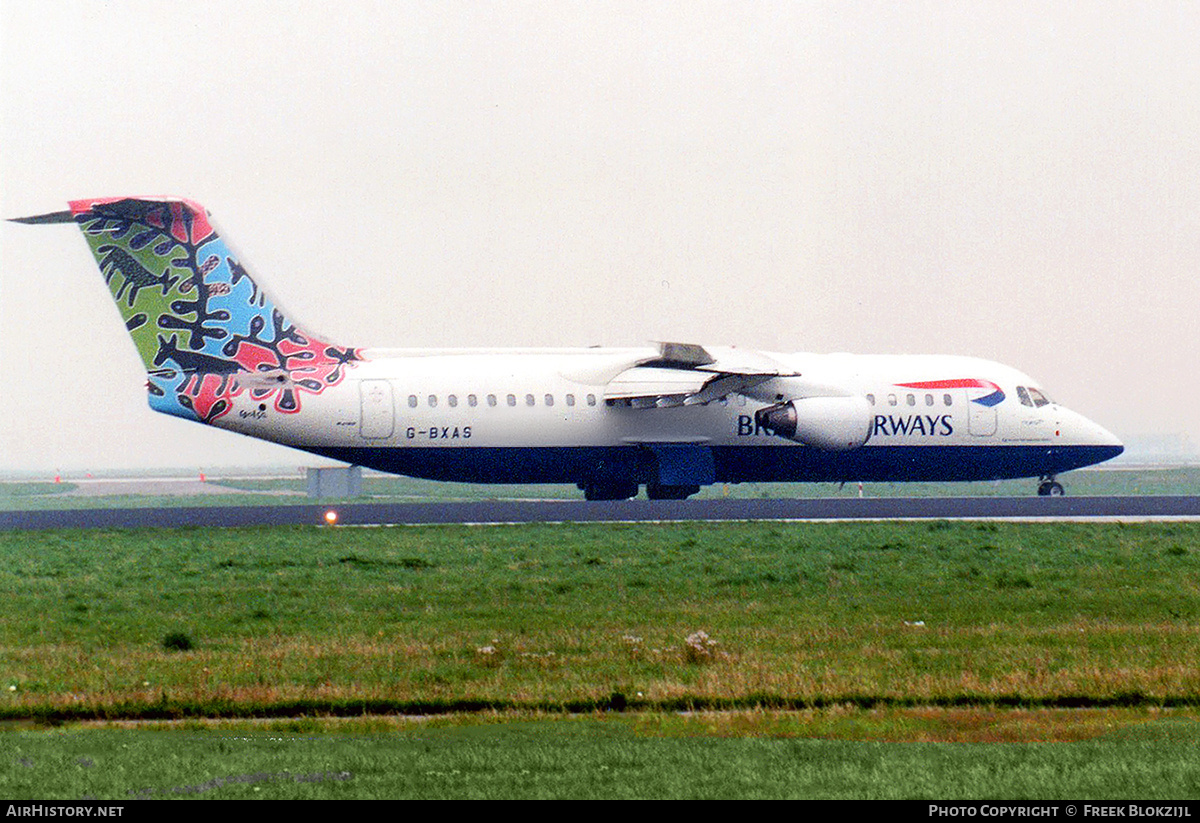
{"left": 206, "top": 348, "right": 1122, "bottom": 489}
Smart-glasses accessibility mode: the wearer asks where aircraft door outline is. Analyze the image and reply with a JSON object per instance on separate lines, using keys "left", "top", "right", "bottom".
{"left": 359, "top": 379, "right": 395, "bottom": 439}
{"left": 966, "top": 388, "right": 998, "bottom": 436}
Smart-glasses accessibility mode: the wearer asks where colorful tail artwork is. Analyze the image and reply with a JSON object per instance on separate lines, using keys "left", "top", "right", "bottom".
{"left": 17, "top": 198, "right": 362, "bottom": 423}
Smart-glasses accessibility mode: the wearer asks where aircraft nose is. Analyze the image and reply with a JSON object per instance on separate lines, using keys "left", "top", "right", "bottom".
{"left": 1061, "top": 408, "right": 1124, "bottom": 461}
{"left": 1088, "top": 418, "right": 1123, "bottom": 453}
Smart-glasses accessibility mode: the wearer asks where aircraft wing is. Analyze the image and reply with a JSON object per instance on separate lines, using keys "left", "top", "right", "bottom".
{"left": 603, "top": 342, "right": 797, "bottom": 409}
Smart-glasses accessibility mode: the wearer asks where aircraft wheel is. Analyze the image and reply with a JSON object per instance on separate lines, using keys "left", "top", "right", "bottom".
{"left": 583, "top": 480, "right": 638, "bottom": 501}
{"left": 1037, "top": 481, "right": 1065, "bottom": 497}
{"left": 646, "top": 483, "right": 700, "bottom": 500}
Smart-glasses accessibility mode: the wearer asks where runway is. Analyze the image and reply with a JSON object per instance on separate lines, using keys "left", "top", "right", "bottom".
{"left": 4, "top": 495, "right": 1200, "bottom": 530}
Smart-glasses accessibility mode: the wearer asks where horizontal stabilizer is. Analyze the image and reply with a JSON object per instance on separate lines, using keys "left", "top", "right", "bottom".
{"left": 9, "top": 210, "right": 75, "bottom": 224}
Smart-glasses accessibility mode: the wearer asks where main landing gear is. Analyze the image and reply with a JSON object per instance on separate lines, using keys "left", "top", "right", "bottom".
{"left": 1037, "top": 475, "right": 1065, "bottom": 496}
{"left": 579, "top": 481, "right": 700, "bottom": 501}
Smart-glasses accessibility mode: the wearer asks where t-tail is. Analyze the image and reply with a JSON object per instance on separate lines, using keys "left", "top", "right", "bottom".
{"left": 12, "top": 197, "right": 362, "bottom": 422}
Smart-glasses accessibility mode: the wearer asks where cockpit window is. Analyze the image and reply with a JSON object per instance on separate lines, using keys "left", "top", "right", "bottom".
{"left": 1027, "top": 387, "right": 1052, "bottom": 407}
{"left": 1017, "top": 386, "right": 1033, "bottom": 407}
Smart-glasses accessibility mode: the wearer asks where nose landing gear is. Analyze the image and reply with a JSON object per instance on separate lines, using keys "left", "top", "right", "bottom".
{"left": 1037, "top": 475, "right": 1065, "bottom": 496}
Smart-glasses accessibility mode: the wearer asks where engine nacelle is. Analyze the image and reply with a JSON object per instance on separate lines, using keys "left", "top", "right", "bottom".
{"left": 753, "top": 395, "right": 872, "bottom": 450}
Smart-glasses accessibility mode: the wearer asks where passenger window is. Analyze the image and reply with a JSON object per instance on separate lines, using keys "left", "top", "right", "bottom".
{"left": 487, "top": 394, "right": 497, "bottom": 407}
{"left": 888, "top": 394, "right": 897, "bottom": 406}
{"left": 468, "top": 394, "right": 478, "bottom": 407}
{"left": 525, "top": 394, "right": 535, "bottom": 407}
{"left": 925, "top": 394, "right": 934, "bottom": 406}
{"left": 566, "top": 394, "right": 576, "bottom": 407}
{"left": 586, "top": 394, "right": 597, "bottom": 406}
{"left": 737, "top": 395, "right": 747, "bottom": 407}
{"left": 545, "top": 394, "right": 554, "bottom": 407}
{"left": 866, "top": 394, "right": 875, "bottom": 405}
{"left": 944, "top": 394, "right": 953, "bottom": 406}
{"left": 428, "top": 395, "right": 437, "bottom": 408}
{"left": 448, "top": 394, "right": 458, "bottom": 408}
{"left": 507, "top": 394, "right": 516, "bottom": 407}
{"left": 408, "top": 395, "right": 418, "bottom": 408}
{"left": 906, "top": 394, "right": 915, "bottom": 406}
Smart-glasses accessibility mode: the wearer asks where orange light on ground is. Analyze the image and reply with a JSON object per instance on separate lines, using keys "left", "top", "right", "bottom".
{"left": 324, "top": 510, "right": 338, "bottom": 525}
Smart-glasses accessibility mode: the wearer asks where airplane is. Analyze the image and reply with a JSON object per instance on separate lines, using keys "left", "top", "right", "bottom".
{"left": 12, "top": 197, "right": 1124, "bottom": 499}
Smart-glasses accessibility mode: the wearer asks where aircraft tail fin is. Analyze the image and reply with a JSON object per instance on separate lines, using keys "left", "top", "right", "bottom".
{"left": 15, "top": 197, "right": 361, "bottom": 422}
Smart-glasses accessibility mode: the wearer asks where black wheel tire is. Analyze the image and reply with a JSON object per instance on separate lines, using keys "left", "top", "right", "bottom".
{"left": 583, "top": 481, "right": 638, "bottom": 501}
{"left": 647, "top": 483, "right": 700, "bottom": 500}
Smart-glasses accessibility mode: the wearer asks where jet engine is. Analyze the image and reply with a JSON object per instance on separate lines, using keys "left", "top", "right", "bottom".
{"left": 753, "top": 395, "right": 872, "bottom": 450}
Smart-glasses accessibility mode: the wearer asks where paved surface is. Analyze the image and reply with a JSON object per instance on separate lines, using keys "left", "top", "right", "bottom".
{"left": 4, "top": 496, "right": 1200, "bottom": 530}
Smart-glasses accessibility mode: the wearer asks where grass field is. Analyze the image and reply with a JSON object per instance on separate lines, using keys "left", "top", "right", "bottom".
{"left": 3, "top": 520, "right": 1199, "bottom": 798}
{"left": 6, "top": 710, "right": 1200, "bottom": 799}
{"left": 3, "top": 521, "right": 1199, "bottom": 713}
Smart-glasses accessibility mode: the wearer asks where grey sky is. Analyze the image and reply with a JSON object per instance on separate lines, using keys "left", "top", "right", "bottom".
{"left": 2, "top": 1, "right": 1197, "bottom": 471}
